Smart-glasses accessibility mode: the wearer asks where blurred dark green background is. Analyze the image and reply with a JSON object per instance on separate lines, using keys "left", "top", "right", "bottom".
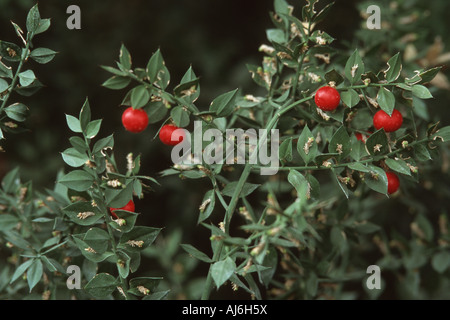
{"left": 1, "top": 0, "right": 449, "bottom": 299}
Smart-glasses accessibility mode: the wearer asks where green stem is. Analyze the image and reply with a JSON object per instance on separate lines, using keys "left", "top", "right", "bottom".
{"left": 255, "top": 137, "right": 431, "bottom": 172}
{"left": 83, "top": 135, "right": 131, "bottom": 300}
{"left": 201, "top": 94, "right": 315, "bottom": 300}
{"left": 291, "top": 52, "right": 306, "bottom": 100}
{"left": 0, "top": 39, "right": 32, "bottom": 115}
{"left": 339, "top": 82, "right": 403, "bottom": 91}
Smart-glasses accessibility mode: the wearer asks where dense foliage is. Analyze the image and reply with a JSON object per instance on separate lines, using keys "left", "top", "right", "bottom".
{"left": 0, "top": 0, "right": 449, "bottom": 300}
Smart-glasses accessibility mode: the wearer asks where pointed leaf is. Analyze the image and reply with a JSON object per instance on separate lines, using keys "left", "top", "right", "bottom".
{"left": 211, "top": 257, "right": 236, "bottom": 289}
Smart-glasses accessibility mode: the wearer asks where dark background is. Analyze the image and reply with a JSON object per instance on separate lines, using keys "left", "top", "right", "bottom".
{"left": 1, "top": 0, "right": 449, "bottom": 299}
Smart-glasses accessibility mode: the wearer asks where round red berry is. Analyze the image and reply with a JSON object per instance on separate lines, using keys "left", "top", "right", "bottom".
{"left": 121, "top": 107, "right": 149, "bottom": 133}
{"left": 314, "top": 86, "right": 341, "bottom": 111}
{"left": 373, "top": 109, "right": 403, "bottom": 133}
{"left": 159, "top": 124, "right": 185, "bottom": 146}
{"left": 109, "top": 200, "right": 135, "bottom": 219}
{"left": 386, "top": 171, "right": 400, "bottom": 194}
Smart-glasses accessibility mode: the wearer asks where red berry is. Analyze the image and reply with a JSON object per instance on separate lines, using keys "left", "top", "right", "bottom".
{"left": 373, "top": 109, "right": 403, "bottom": 133}
{"left": 314, "top": 86, "right": 341, "bottom": 111}
{"left": 121, "top": 107, "right": 149, "bottom": 133}
{"left": 386, "top": 171, "right": 400, "bottom": 194}
{"left": 109, "top": 200, "right": 135, "bottom": 219}
{"left": 159, "top": 124, "right": 185, "bottom": 146}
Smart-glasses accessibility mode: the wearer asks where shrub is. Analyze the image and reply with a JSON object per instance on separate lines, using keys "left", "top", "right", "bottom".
{"left": 0, "top": 0, "right": 449, "bottom": 300}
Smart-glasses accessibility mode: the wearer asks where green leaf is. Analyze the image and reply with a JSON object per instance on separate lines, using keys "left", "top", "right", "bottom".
{"left": 10, "top": 21, "right": 24, "bottom": 40}
{"left": 324, "top": 69, "right": 344, "bottom": 86}
{"left": 72, "top": 236, "right": 114, "bottom": 263}
{"left": 377, "top": 87, "right": 395, "bottom": 116}
{"left": 364, "top": 165, "right": 388, "bottom": 195}
{"left": 297, "top": 125, "right": 318, "bottom": 164}
{"left": 0, "top": 41, "right": 22, "bottom": 62}
{"left": 93, "top": 134, "right": 114, "bottom": 154}
{"left": 222, "top": 182, "right": 259, "bottom": 198}
{"left": 0, "top": 60, "right": 13, "bottom": 78}
{"left": 84, "top": 273, "right": 117, "bottom": 298}
{"left": 4, "top": 103, "right": 28, "bottom": 122}
{"left": 296, "top": 125, "right": 317, "bottom": 165}
{"left": 176, "top": 66, "right": 200, "bottom": 103}
{"left": 62, "top": 201, "right": 103, "bottom": 226}
{"left": 365, "top": 129, "right": 389, "bottom": 156}
{"left": 41, "top": 256, "right": 64, "bottom": 273}
{"left": 61, "top": 147, "right": 89, "bottom": 168}
{"left": 341, "top": 89, "right": 360, "bottom": 108}
{"left": 354, "top": 222, "right": 381, "bottom": 234}
{"left": 146, "top": 101, "right": 168, "bottom": 124}
{"left": 115, "top": 251, "right": 131, "bottom": 279}
{"left": 69, "top": 136, "right": 88, "bottom": 153}
{"left": 119, "top": 44, "right": 132, "bottom": 70}
{"left": 431, "top": 251, "right": 450, "bottom": 274}
{"left": 30, "top": 48, "right": 57, "bottom": 64}
{"left": 10, "top": 259, "right": 34, "bottom": 284}
{"left": 209, "top": 89, "right": 239, "bottom": 117}
{"left": 119, "top": 226, "right": 161, "bottom": 252}
{"left": 65, "top": 114, "right": 82, "bottom": 133}
{"left": 86, "top": 119, "right": 102, "bottom": 139}
{"left": 347, "top": 162, "right": 371, "bottom": 173}
{"left": 102, "top": 76, "right": 131, "bottom": 90}
{"left": 198, "top": 189, "right": 216, "bottom": 224}
{"left": 211, "top": 257, "right": 236, "bottom": 289}
{"left": 84, "top": 228, "right": 110, "bottom": 254}
{"left": 413, "top": 144, "right": 431, "bottom": 161}
{"left": 274, "top": 0, "right": 291, "bottom": 16}
{"left": 266, "top": 29, "right": 286, "bottom": 44}
{"left": 415, "top": 213, "right": 434, "bottom": 242}
{"left": 27, "top": 259, "right": 43, "bottom": 292}
{"left": 0, "top": 214, "right": 20, "bottom": 231}
{"left": 287, "top": 170, "right": 309, "bottom": 200}
{"left": 309, "top": 30, "right": 334, "bottom": 45}
{"left": 328, "top": 126, "right": 351, "bottom": 159}
{"left": 332, "top": 168, "right": 349, "bottom": 198}
{"left": 170, "top": 106, "right": 190, "bottom": 127}
{"left": 109, "top": 209, "right": 138, "bottom": 233}
{"left": 260, "top": 246, "right": 278, "bottom": 286}
{"left": 345, "top": 49, "right": 364, "bottom": 85}
{"left": 26, "top": 4, "right": 41, "bottom": 35}
{"left": 18, "top": 70, "right": 36, "bottom": 87}
{"left": 104, "top": 181, "right": 134, "bottom": 208}
{"left": 142, "top": 290, "right": 170, "bottom": 300}
{"left": 130, "top": 85, "right": 151, "bottom": 108}
{"left": 146, "top": 49, "right": 170, "bottom": 89}
{"left": 330, "top": 225, "right": 347, "bottom": 253}
{"left": 412, "top": 85, "right": 433, "bottom": 99}
{"left": 385, "top": 158, "right": 411, "bottom": 176}
{"left": 101, "top": 65, "right": 128, "bottom": 76}
{"left": 58, "top": 170, "right": 94, "bottom": 192}
{"left": 180, "top": 244, "right": 213, "bottom": 263}
{"left": 313, "top": 1, "right": 334, "bottom": 23}
{"left": 128, "top": 277, "right": 163, "bottom": 297}
{"left": 0, "top": 78, "right": 9, "bottom": 92}
{"left": 79, "top": 99, "right": 92, "bottom": 132}
{"left": 306, "top": 272, "right": 318, "bottom": 297}
{"left": 35, "top": 18, "right": 50, "bottom": 35}
{"left": 279, "top": 137, "right": 293, "bottom": 163}
{"left": 2, "top": 167, "right": 20, "bottom": 194}
{"left": 418, "top": 67, "right": 441, "bottom": 84}
{"left": 384, "top": 53, "right": 402, "bottom": 83}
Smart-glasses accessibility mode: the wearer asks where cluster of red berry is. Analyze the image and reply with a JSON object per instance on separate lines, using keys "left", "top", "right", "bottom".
{"left": 109, "top": 107, "right": 186, "bottom": 216}
{"left": 121, "top": 106, "right": 184, "bottom": 145}
{"left": 315, "top": 86, "right": 402, "bottom": 195}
